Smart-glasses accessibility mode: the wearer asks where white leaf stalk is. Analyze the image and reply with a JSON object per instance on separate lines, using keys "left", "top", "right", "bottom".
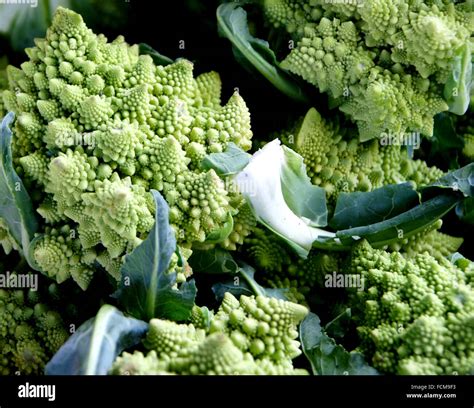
{"left": 235, "top": 139, "right": 334, "bottom": 253}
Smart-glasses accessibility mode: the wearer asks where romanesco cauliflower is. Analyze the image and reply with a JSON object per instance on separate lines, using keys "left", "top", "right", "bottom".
{"left": 111, "top": 293, "right": 309, "bottom": 375}
{"left": 281, "top": 107, "right": 444, "bottom": 202}
{"left": 257, "top": 0, "right": 473, "bottom": 140}
{"left": 2, "top": 7, "right": 254, "bottom": 288}
{"left": 0, "top": 275, "right": 69, "bottom": 375}
{"left": 346, "top": 240, "right": 474, "bottom": 375}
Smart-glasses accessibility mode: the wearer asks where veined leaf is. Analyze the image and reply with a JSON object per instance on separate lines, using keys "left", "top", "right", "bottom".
{"left": 201, "top": 142, "right": 251, "bottom": 177}
{"left": 456, "top": 197, "right": 474, "bottom": 224}
{"left": 281, "top": 145, "right": 327, "bottom": 227}
{"left": 194, "top": 248, "right": 289, "bottom": 301}
{"left": 139, "top": 43, "right": 174, "bottom": 66}
{"left": 212, "top": 263, "right": 288, "bottom": 302}
{"left": 300, "top": 312, "right": 379, "bottom": 375}
{"left": 335, "top": 194, "right": 459, "bottom": 247}
{"left": 0, "top": 112, "right": 38, "bottom": 263}
{"left": 189, "top": 247, "right": 240, "bottom": 275}
{"left": 329, "top": 183, "right": 420, "bottom": 230}
{"left": 235, "top": 140, "right": 332, "bottom": 258}
{"left": 45, "top": 304, "right": 148, "bottom": 375}
{"left": 422, "top": 163, "right": 474, "bottom": 198}
{"left": 113, "top": 190, "right": 196, "bottom": 322}
{"left": 324, "top": 308, "right": 352, "bottom": 340}
{"left": 444, "top": 42, "right": 472, "bottom": 115}
{"left": 217, "top": 2, "right": 309, "bottom": 103}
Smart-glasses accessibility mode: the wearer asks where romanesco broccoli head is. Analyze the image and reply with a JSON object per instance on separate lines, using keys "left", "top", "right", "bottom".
{"left": 258, "top": 0, "right": 473, "bottom": 140}
{"left": 388, "top": 219, "right": 463, "bottom": 261}
{"left": 0, "top": 275, "right": 69, "bottom": 375}
{"left": 282, "top": 108, "right": 443, "bottom": 202}
{"left": 3, "top": 7, "right": 254, "bottom": 289}
{"left": 346, "top": 240, "right": 474, "bottom": 375}
{"left": 111, "top": 293, "right": 309, "bottom": 375}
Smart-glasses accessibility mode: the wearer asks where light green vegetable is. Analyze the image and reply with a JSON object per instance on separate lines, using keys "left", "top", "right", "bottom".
{"left": 111, "top": 292, "right": 309, "bottom": 375}
{"left": 2, "top": 7, "right": 254, "bottom": 288}
{"left": 346, "top": 240, "right": 474, "bottom": 375}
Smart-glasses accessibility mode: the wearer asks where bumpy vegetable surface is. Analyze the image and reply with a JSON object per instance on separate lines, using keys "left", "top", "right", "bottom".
{"left": 111, "top": 293, "right": 309, "bottom": 375}
{"left": 1, "top": 3, "right": 472, "bottom": 379}
{"left": 346, "top": 240, "right": 474, "bottom": 375}
{"left": 3, "top": 8, "right": 254, "bottom": 288}
{"left": 257, "top": 0, "right": 473, "bottom": 140}
{"left": 281, "top": 107, "right": 444, "bottom": 201}
{"left": 0, "top": 273, "right": 69, "bottom": 375}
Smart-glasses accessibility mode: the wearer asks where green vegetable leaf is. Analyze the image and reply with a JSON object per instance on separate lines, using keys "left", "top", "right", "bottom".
{"left": 281, "top": 145, "right": 328, "bottom": 227}
{"left": 237, "top": 263, "right": 288, "bottom": 299}
{"left": 236, "top": 140, "right": 332, "bottom": 258}
{"left": 456, "top": 197, "right": 474, "bottom": 224}
{"left": 444, "top": 43, "right": 472, "bottom": 115}
{"left": 113, "top": 190, "right": 196, "bottom": 322}
{"left": 324, "top": 308, "right": 352, "bottom": 340}
{"left": 201, "top": 142, "right": 251, "bottom": 177}
{"left": 0, "top": 112, "right": 38, "bottom": 262}
{"left": 300, "top": 312, "right": 379, "bottom": 375}
{"left": 217, "top": 2, "right": 309, "bottom": 103}
{"left": 329, "top": 183, "right": 420, "bottom": 230}
{"left": 190, "top": 248, "right": 287, "bottom": 300}
{"left": 45, "top": 304, "right": 148, "bottom": 375}
{"left": 205, "top": 212, "right": 234, "bottom": 244}
{"left": 212, "top": 280, "right": 254, "bottom": 301}
{"left": 334, "top": 194, "right": 459, "bottom": 247}
{"left": 422, "top": 163, "right": 474, "bottom": 198}
{"left": 449, "top": 252, "right": 472, "bottom": 269}
{"left": 139, "top": 43, "right": 174, "bottom": 66}
{"left": 189, "top": 247, "right": 240, "bottom": 275}
{"left": 429, "top": 113, "right": 464, "bottom": 169}
{"left": 210, "top": 257, "right": 288, "bottom": 301}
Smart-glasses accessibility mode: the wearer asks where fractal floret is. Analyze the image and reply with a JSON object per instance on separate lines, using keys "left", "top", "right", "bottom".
{"left": 0, "top": 275, "right": 69, "bottom": 375}
{"left": 111, "top": 293, "right": 309, "bottom": 375}
{"left": 280, "top": 107, "right": 443, "bottom": 201}
{"left": 257, "top": 0, "right": 473, "bottom": 140}
{"left": 3, "top": 7, "right": 254, "bottom": 288}
{"left": 388, "top": 219, "right": 463, "bottom": 261}
{"left": 346, "top": 240, "right": 474, "bottom": 375}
